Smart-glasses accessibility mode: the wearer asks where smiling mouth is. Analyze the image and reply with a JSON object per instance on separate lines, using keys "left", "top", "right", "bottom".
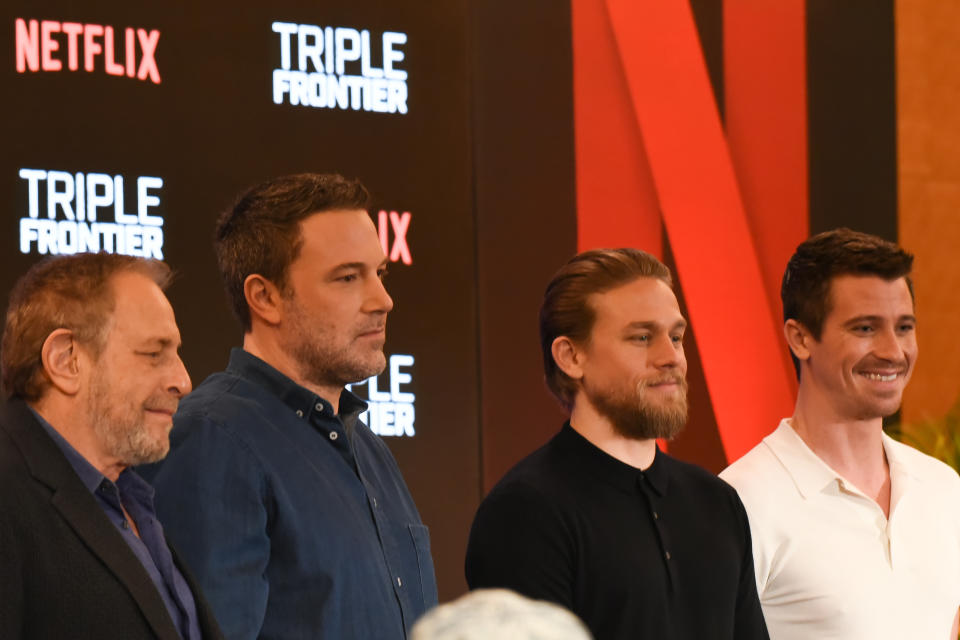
{"left": 859, "top": 372, "right": 902, "bottom": 382}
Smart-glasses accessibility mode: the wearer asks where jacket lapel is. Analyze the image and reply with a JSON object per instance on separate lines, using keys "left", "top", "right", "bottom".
{"left": 2, "top": 400, "right": 183, "bottom": 640}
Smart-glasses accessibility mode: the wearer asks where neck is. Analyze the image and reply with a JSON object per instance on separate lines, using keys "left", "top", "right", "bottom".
{"left": 792, "top": 383, "right": 890, "bottom": 510}
{"left": 29, "top": 396, "right": 126, "bottom": 482}
{"left": 568, "top": 396, "right": 657, "bottom": 470}
{"left": 243, "top": 331, "right": 343, "bottom": 413}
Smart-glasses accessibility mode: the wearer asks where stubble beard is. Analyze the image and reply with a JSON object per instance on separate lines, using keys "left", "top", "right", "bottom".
{"left": 284, "top": 303, "right": 388, "bottom": 390}
{"left": 87, "top": 376, "right": 171, "bottom": 467}
{"left": 587, "top": 374, "right": 690, "bottom": 441}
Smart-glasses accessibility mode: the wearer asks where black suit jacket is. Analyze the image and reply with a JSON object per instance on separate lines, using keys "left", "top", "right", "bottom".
{"left": 0, "top": 399, "right": 224, "bottom": 639}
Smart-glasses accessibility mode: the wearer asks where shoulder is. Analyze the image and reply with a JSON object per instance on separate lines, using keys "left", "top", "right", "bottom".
{"left": 469, "top": 444, "right": 576, "bottom": 554}
{"left": 661, "top": 454, "right": 751, "bottom": 527}
{"left": 175, "top": 370, "right": 257, "bottom": 425}
{"left": 665, "top": 453, "right": 737, "bottom": 494}
{"left": 719, "top": 436, "right": 793, "bottom": 502}
{"left": 0, "top": 425, "right": 37, "bottom": 507}
{"left": 170, "top": 370, "right": 292, "bottom": 453}
{"left": 488, "top": 440, "right": 572, "bottom": 503}
{"left": 151, "top": 375, "right": 272, "bottom": 487}
{"left": 478, "top": 438, "right": 569, "bottom": 507}
{"left": 885, "top": 435, "right": 960, "bottom": 494}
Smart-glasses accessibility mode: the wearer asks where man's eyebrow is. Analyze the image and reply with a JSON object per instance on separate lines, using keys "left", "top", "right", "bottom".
{"left": 329, "top": 262, "right": 368, "bottom": 273}
{"left": 624, "top": 319, "right": 688, "bottom": 331}
{"left": 843, "top": 314, "right": 917, "bottom": 324}
{"left": 139, "top": 337, "right": 179, "bottom": 349}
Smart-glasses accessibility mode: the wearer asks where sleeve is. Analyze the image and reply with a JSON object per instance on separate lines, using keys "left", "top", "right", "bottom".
{"left": 464, "top": 482, "right": 575, "bottom": 609}
{"left": 151, "top": 415, "right": 270, "bottom": 640}
{"left": 730, "top": 491, "right": 770, "bottom": 640}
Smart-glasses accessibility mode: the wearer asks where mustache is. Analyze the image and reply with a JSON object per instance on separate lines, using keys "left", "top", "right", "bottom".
{"left": 143, "top": 397, "right": 180, "bottom": 414}
{"left": 638, "top": 373, "right": 688, "bottom": 389}
{"left": 854, "top": 356, "right": 909, "bottom": 372}
{"left": 357, "top": 321, "right": 387, "bottom": 334}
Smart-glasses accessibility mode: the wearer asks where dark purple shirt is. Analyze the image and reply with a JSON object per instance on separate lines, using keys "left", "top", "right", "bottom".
{"left": 32, "top": 409, "right": 202, "bottom": 640}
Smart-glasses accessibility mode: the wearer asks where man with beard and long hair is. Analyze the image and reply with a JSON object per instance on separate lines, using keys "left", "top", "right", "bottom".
{"left": 721, "top": 229, "right": 960, "bottom": 639}
{"left": 465, "top": 248, "right": 769, "bottom": 640}
{"left": 0, "top": 253, "right": 223, "bottom": 639}
{"left": 149, "top": 174, "right": 437, "bottom": 640}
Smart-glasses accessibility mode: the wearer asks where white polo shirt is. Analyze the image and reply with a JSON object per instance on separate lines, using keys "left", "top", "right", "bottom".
{"left": 721, "top": 418, "right": 960, "bottom": 640}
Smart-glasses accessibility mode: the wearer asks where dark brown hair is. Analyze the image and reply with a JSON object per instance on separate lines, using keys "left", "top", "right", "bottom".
{"left": 781, "top": 227, "right": 914, "bottom": 374}
{"left": 539, "top": 248, "right": 672, "bottom": 409}
{"left": 2, "top": 253, "right": 171, "bottom": 401}
{"left": 215, "top": 173, "right": 370, "bottom": 331}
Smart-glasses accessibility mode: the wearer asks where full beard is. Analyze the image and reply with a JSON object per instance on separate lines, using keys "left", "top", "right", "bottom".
{"left": 588, "top": 374, "right": 689, "bottom": 441}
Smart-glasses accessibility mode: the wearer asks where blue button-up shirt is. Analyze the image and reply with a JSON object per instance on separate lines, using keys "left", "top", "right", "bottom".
{"left": 150, "top": 348, "right": 438, "bottom": 639}
{"left": 33, "top": 409, "right": 202, "bottom": 640}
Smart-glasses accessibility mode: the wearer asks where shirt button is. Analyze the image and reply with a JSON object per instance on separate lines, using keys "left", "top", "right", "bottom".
{"left": 372, "top": 497, "right": 378, "bottom": 508}
{"left": 295, "top": 410, "right": 303, "bottom": 418}
{"left": 315, "top": 402, "right": 324, "bottom": 412}
{"left": 396, "top": 577, "right": 402, "bottom": 587}
{"left": 665, "top": 551, "right": 671, "bottom": 560}
{"left": 653, "top": 511, "right": 659, "bottom": 520}
{"left": 329, "top": 431, "right": 339, "bottom": 441}
{"left": 121, "top": 520, "right": 129, "bottom": 530}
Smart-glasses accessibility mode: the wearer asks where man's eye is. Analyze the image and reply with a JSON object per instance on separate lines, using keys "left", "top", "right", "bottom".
{"left": 338, "top": 274, "right": 358, "bottom": 283}
{"left": 852, "top": 325, "right": 873, "bottom": 334}
{"left": 671, "top": 334, "right": 684, "bottom": 344}
{"left": 629, "top": 335, "right": 650, "bottom": 343}
{"left": 378, "top": 268, "right": 389, "bottom": 280}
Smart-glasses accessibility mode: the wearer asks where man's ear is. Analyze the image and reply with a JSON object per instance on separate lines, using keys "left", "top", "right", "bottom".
{"left": 40, "top": 329, "right": 82, "bottom": 396}
{"left": 784, "top": 319, "right": 813, "bottom": 364}
{"left": 552, "top": 336, "right": 585, "bottom": 382}
{"left": 244, "top": 274, "right": 283, "bottom": 326}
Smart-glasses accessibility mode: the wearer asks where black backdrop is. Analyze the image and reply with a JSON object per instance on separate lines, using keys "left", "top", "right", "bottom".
{"left": 2, "top": 0, "right": 578, "bottom": 600}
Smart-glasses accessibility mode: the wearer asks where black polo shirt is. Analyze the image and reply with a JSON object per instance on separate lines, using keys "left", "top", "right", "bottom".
{"left": 465, "top": 423, "right": 768, "bottom": 640}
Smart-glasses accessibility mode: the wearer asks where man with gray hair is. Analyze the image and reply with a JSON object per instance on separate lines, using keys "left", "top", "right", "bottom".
{"left": 0, "top": 253, "right": 223, "bottom": 639}
{"left": 412, "top": 589, "right": 592, "bottom": 640}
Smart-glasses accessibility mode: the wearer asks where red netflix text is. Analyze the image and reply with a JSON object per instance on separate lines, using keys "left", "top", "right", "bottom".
{"left": 377, "top": 210, "right": 412, "bottom": 265}
{"left": 15, "top": 18, "right": 161, "bottom": 84}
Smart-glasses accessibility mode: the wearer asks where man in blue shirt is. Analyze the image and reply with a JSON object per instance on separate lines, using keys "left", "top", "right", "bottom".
{"left": 0, "top": 253, "right": 223, "bottom": 640}
{"left": 151, "top": 173, "right": 438, "bottom": 639}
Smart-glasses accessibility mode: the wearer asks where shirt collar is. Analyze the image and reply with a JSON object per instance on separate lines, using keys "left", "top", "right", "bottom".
{"left": 226, "top": 347, "right": 367, "bottom": 421}
{"left": 763, "top": 418, "right": 920, "bottom": 500}
{"left": 763, "top": 419, "right": 841, "bottom": 499}
{"left": 30, "top": 406, "right": 105, "bottom": 494}
{"left": 557, "top": 422, "right": 670, "bottom": 496}
{"left": 881, "top": 430, "right": 922, "bottom": 490}
{"left": 30, "top": 407, "right": 157, "bottom": 503}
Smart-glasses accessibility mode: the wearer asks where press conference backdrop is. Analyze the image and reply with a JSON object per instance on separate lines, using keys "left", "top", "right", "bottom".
{"left": 5, "top": 0, "right": 959, "bottom": 603}
{"left": 2, "top": 0, "right": 504, "bottom": 601}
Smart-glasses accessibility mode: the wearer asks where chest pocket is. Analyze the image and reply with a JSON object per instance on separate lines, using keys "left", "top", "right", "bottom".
{"left": 407, "top": 523, "right": 438, "bottom": 607}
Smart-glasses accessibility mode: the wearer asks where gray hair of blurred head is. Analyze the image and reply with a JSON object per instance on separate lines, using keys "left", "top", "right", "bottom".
{"left": 411, "top": 589, "right": 593, "bottom": 640}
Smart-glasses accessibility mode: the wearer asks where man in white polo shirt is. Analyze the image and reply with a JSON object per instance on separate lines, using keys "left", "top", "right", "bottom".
{"left": 721, "top": 228, "right": 960, "bottom": 639}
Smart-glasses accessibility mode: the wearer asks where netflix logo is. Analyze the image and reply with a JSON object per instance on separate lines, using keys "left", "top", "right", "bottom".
{"left": 376, "top": 210, "right": 412, "bottom": 265}
{"left": 15, "top": 18, "right": 161, "bottom": 84}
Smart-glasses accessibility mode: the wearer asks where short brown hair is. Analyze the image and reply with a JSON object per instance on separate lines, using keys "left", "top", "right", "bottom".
{"left": 781, "top": 228, "right": 914, "bottom": 374}
{"left": 539, "top": 248, "right": 673, "bottom": 409}
{"left": 2, "top": 253, "right": 171, "bottom": 401}
{"left": 215, "top": 173, "right": 370, "bottom": 331}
